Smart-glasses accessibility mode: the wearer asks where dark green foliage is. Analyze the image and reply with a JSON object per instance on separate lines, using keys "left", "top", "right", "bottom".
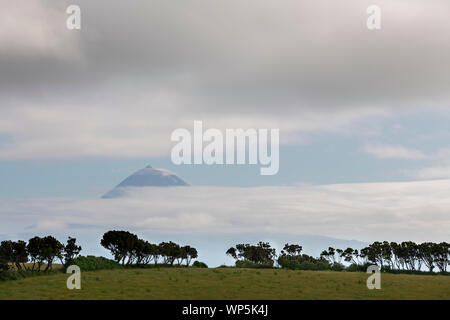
{"left": 100, "top": 231, "right": 198, "bottom": 267}
{"left": 277, "top": 243, "right": 330, "bottom": 270}
{"left": 0, "top": 258, "right": 10, "bottom": 281}
{"left": 0, "top": 240, "right": 28, "bottom": 271}
{"left": 0, "top": 260, "right": 8, "bottom": 272}
{"left": 330, "top": 262, "right": 345, "bottom": 271}
{"left": 359, "top": 241, "right": 449, "bottom": 273}
{"left": 1, "top": 231, "right": 448, "bottom": 283}
{"left": 192, "top": 261, "right": 208, "bottom": 268}
{"left": 434, "top": 242, "right": 449, "bottom": 273}
{"left": 62, "top": 237, "right": 82, "bottom": 269}
{"left": 235, "top": 260, "right": 273, "bottom": 269}
{"left": 27, "top": 236, "right": 45, "bottom": 271}
{"left": 320, "top": 247, "right": 344, "bottom": 265}
{"left": 100, "top": 230, "right": 140, "bottom": 265}
{"left": 159, "top": 241, "right": 181, "bottom": 265}
{"left": 277, "top": 245, "right": 331, "bottom": 270}
{"left": 40, "top": 236, "right": 63, "bottom": 271}
{"left": 27, "top": 236, "right": 63, "bottom": 271}
{"left": 72, "top": 256, "right": 123, "bottom": 272}
{"left": 0, "top": 268, "right": 60, "bottom": 281}
{"left": 346, "top": 263, "right": 373, "bottom": 272}
{"left": 226, "top": 242, "right": 276, "bottom": 267}
{"left": 181, "top": 245, "right": 198, "bottom": 266}
{"left": 0, "top": 235, "right": 81, "bottom": 281}
{"left": 299, "top": 260, "right": 330, "bottom": 271}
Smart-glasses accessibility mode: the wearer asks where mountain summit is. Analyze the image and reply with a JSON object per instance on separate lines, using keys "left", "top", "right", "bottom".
{"left": 102, "top": 165, "right": 189, "bottom": 198}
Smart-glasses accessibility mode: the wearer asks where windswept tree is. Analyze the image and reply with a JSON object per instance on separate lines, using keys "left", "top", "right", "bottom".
{"left": 182, "top": 246, "right": 198, "bottom": 266}
{"left": 390, "top": 242, "right": 405, "bottom": 270}
{"left": 341, "top": 247, "right": 358, "bottom": 265}
{"left": 419, "top": 242, "right": 437, "bottom": 272}
{"left": 281, "top": 244, "right": 303, "bottom": 258}
{"left": 357, "top": 241, "right": 448, "bottom": 272}
{"left": 401, "top": 241, "right": 420, "bottom": 271}
{"left": 41, "top": 236, "right": 63, "bottom": 271}
{"left": 0, "top": 240, "right": 28, "bottom": 271}
{"left": 150, "top": 243, "right": 160, "bottom": 265}
{"left": 226, "top": 247, "right": 237, "bottom": 260}
{"left": 320, "top": 247, "right": 338, "bottom": 264}
{"left": 159, "top": 241, "right": 181, "bottom": 265}
{"left": 434, "top": 242, "right": 449, "bottom": 272}
{"left": 0, "top": 259, "right": 8, "bottom": 272}
{"left": 278, "top": 243, "right": 331, "bottom": 270}
{"left": 100, "top": 230, "right": 139, "bottom": 265}
{"left": 61, "top": 237, "right": 82, "bottom": 268}
{"left": 27, "top": 236, "right": 45, "bottom": 271}
{"left": 359, "top": 241, "right": 394, "bottom": 270}
{"left": 226, "top": 242, "right": 276, "bottom": 266}
{"left": 133, "top": 240, "right": 161, "bottom": 266}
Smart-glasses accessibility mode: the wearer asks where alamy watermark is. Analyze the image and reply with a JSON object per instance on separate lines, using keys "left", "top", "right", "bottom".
{"left": 366, "top": 265, "right": 381, "bottom": 290}
{"left": 367, "top": 5, "right": 381, "bottom": 30}
{"left": 64, "top": 4, "right": 380, "bottom": 32}
{"left": 171, "top": 121, "right": 279, "bottom": 175}
{"left": 66, "top": 265, "right": 81, "bottom": 290}
{"left": 66, "top": 5, "right": 81, "bottom": 30}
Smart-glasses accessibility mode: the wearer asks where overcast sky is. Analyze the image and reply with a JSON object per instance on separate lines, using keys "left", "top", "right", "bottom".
{"left": 1, "top": 1, "right": 449, "bottom": 255}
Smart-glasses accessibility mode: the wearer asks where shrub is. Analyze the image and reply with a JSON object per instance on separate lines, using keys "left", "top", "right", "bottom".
{"left": 346, "top": 262, "right": 376, "bottom": 272}
{"left": 0, "top": 260, "right": 9, "bottom": 272}
{"left": 299, "top": 260, "right": 330, "bottom": 271}
{"left": 278, "top": 256, "right": 331, "bottom": 270}
{"left": 226, "top": 242, "right": 276, "bottom": 266}
{"left": 72, "top": 256, "right": 122, "bottom": 272}
{"left": 0, "top": 261, "right": 11, "bottom": 281}
{"left": 192, "top": 261, "right": 208, "bottom": 268}
{"left": 235, "top": 260, "right": 273, "bottom": 269}
{"left": 331, "top": 262, "right": 345, "bottom": 271}
{"left": 0, "top": 268, "right": 61, "bottom": 282}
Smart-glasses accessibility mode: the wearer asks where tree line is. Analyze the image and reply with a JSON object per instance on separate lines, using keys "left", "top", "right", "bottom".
{"left": 101, "top": 230, "right": 198, "bottom": 267}
{"left": 0, "top": 236, "right": 81, "bottom": 272}
{"left": 320, "top": 241, "right": 449, "bottom": 272}
{"left": 227, "top": 241, "right": 449, "bottom": 273}
{"left": 1, "top": 232, "right": 449, "bottom": 275}
{"left": 0, "top": 230, "right": 201, "bottom": 276}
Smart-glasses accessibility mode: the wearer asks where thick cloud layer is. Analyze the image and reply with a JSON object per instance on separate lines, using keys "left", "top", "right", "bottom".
{"left": 0, "top": 0, "right": 449, "bottom": 159}
{"left": 1, "top": 180, "right": 449, "bottom": 243}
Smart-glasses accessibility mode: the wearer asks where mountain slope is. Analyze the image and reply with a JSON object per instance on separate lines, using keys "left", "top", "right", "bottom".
{"left": 102, "top": 165, "right": 188, "bottom": 198}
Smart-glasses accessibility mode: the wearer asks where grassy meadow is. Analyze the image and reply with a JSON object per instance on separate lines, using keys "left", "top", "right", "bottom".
{"left": 0, "top": 268, "right": 449, "bottom": 300}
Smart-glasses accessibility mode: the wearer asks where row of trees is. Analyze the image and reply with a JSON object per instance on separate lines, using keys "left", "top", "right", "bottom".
{"left": 2, "top": 233, "right": 448, "bottom": 273}
{"left": 0, "top": 236, "right": 82, "bottom": 272}
{"left": 226, "top": 242, "right": 277, "bottom": 267}
{"left": 100, "top": 231, "right": 198, "bottom": 267}
{"left": 226, "top": 241, "right": 450, "bottom": 272}
{"left": 226, "top": 243, "right": 333, "bottom": 270}
{"left": 320, "top": 241, "right": 449, "bottom": 272}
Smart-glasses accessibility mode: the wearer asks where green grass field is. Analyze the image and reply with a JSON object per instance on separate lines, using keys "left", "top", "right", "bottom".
{"left": 0, "top": 268, "right": 449, "bottom": 300}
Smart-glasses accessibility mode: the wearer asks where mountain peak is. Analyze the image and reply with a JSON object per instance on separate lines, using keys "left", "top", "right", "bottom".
{"left": 102, "top": 165, "right": 189, "bottom": 198}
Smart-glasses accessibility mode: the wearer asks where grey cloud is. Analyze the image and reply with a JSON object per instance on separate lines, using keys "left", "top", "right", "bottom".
{"left": 3, "top": 0, "right": 449, "bottom": 107}
{"left": 1, "top": 0, "right": 450, "bottom": 159}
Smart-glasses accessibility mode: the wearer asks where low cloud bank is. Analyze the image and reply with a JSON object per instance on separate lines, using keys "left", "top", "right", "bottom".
{"left": 1, "top": 180, "right": 449, "bottom": 243}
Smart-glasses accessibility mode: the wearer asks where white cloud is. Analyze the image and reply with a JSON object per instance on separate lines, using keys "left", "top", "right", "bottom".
{"left": 411, "top": 148, "right": 450, "bottom": 179}
{"left": 0, "top": 100, "right": 387, "bottom": 160}
{"left": 1, "top": 180, "right": 449, "bottom": 243}
{"left": 363, "top": 143, "right": 426, "bottom": 160}
{"left": 415, "top": 166, "right": 450, "bottom": 180}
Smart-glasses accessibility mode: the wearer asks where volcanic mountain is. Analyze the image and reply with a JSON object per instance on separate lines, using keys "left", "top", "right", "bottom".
{"left": 102, "top": 165, "right": 189, "bottom": 198}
